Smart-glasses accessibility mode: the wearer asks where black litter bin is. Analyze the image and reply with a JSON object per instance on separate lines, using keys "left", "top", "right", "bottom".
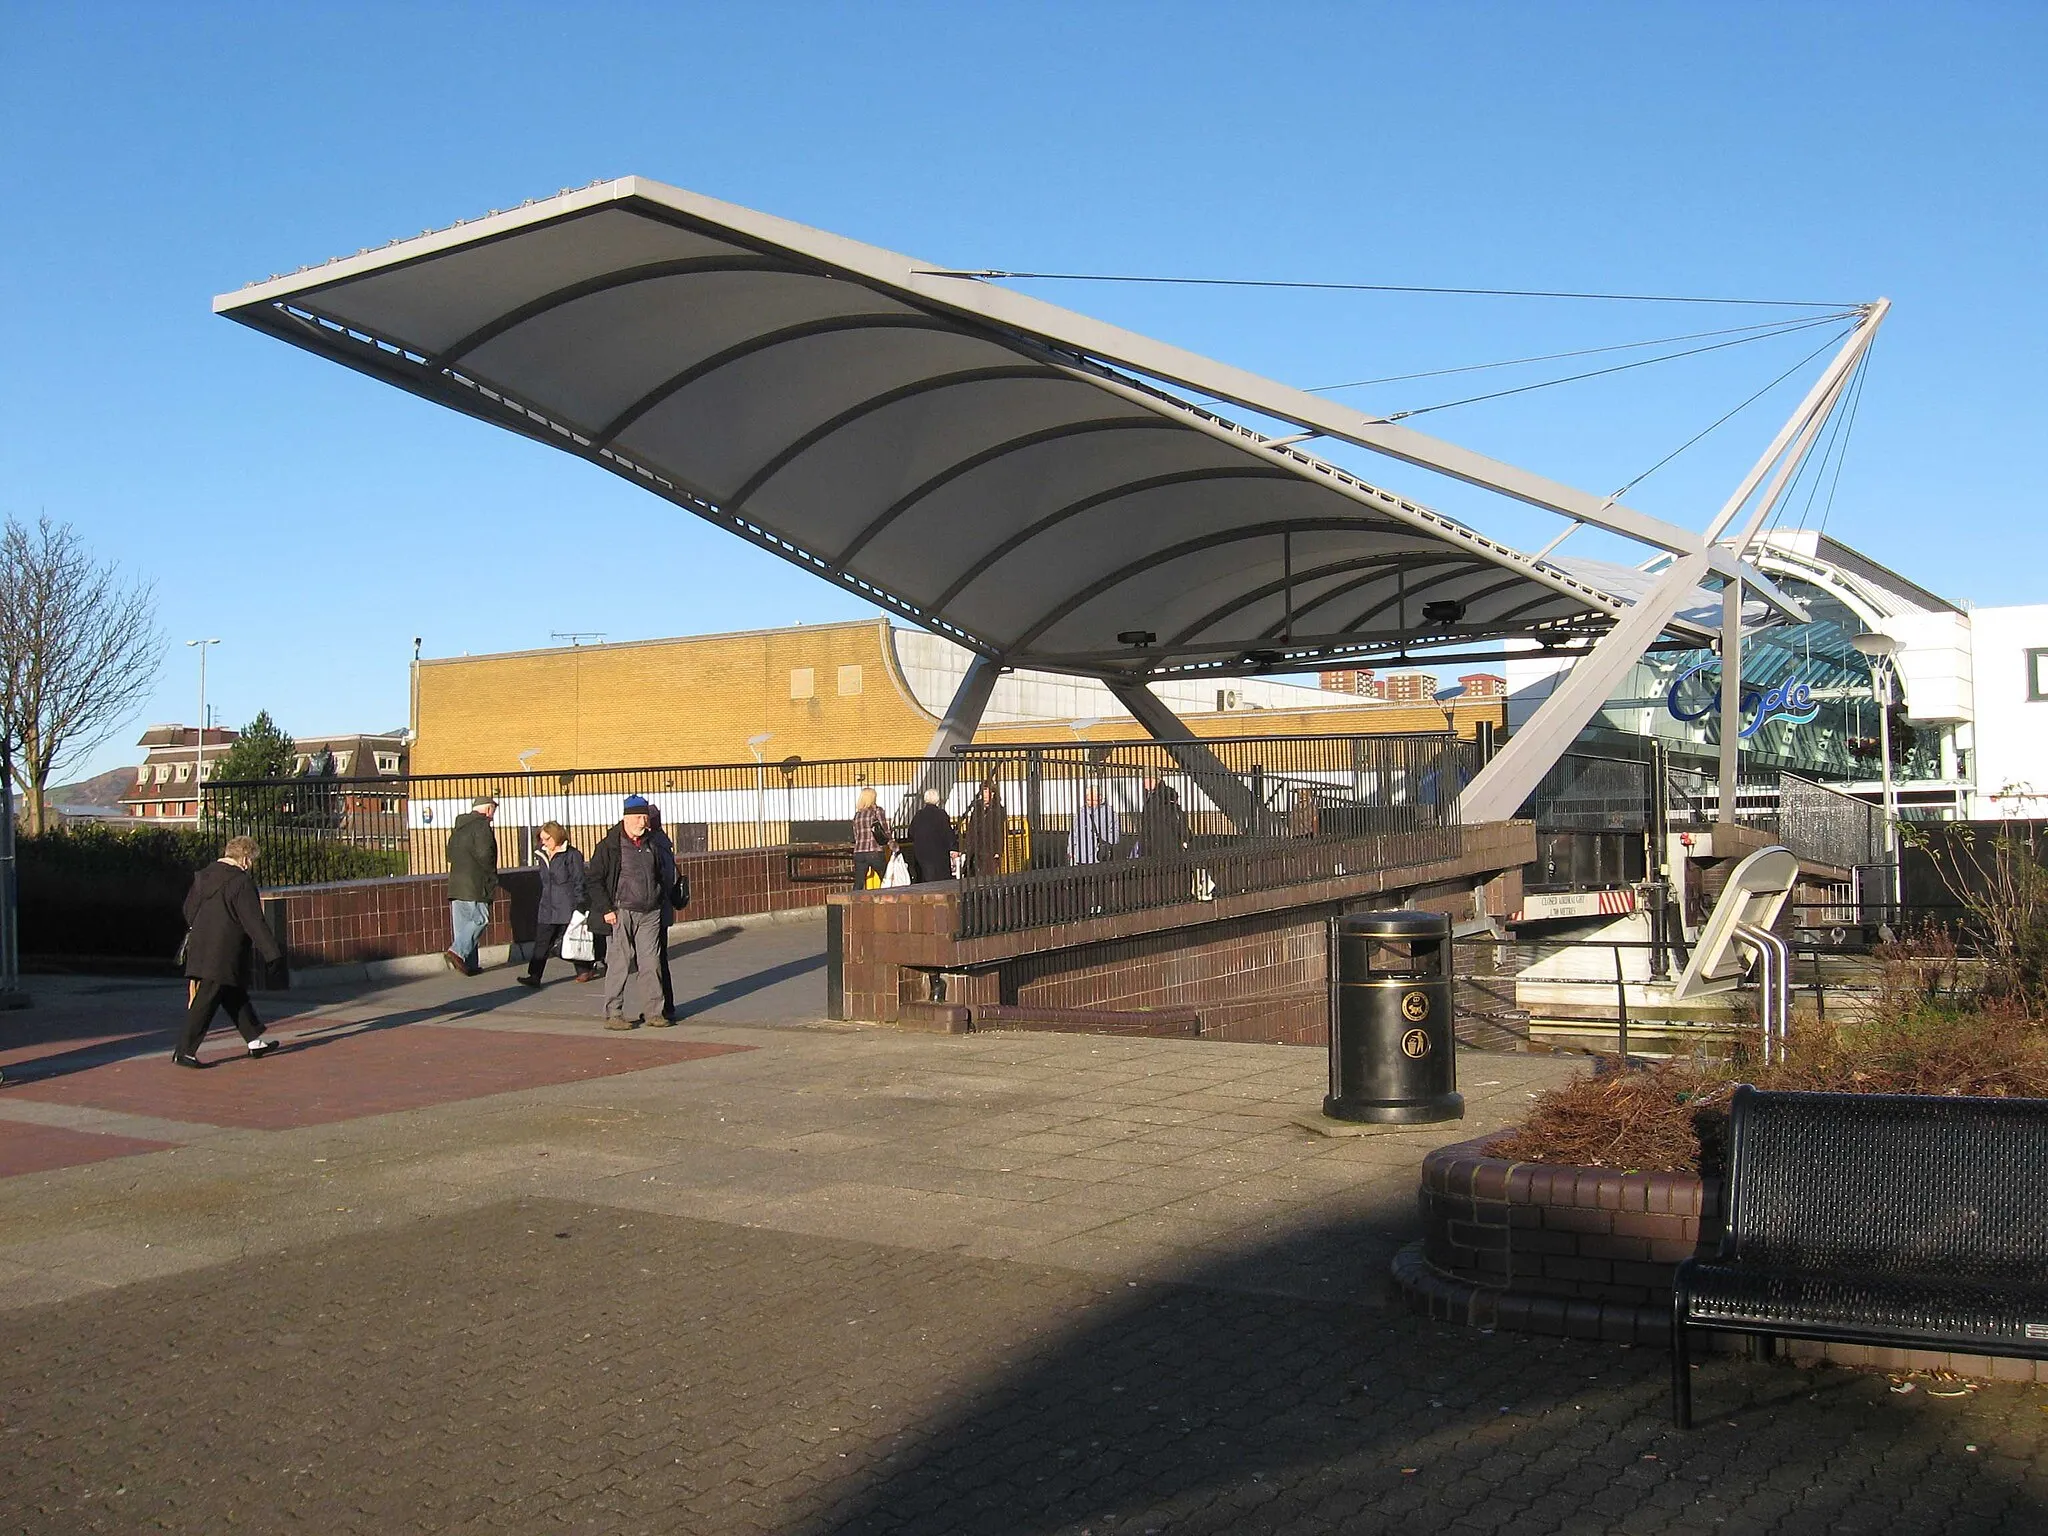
{"left": 1324, "top": 909, "right": 1462, "bottom": 1124}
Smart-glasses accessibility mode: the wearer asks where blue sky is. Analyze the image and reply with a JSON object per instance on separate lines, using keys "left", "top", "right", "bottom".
{"left": 4, "top": 3, "right": 2043, "bottom": 781}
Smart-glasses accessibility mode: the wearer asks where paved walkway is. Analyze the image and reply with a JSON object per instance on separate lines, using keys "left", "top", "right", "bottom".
{"left": 2, "top": 917, "right": 2042, "bottom": 1533}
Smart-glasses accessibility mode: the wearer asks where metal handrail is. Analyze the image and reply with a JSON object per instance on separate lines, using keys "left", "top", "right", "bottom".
{"left": 1735, "top": 921, "right": 1791, "bottom": 1064}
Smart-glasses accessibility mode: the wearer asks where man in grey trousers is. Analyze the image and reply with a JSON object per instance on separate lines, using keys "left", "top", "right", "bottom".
{"left": 582, "top": 794, "right": 677, "bottom": 1029}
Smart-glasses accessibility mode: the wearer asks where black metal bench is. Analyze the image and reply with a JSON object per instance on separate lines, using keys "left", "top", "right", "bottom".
{"left": 1672, "top": 1084, "right": 2048, "bottom": 1428}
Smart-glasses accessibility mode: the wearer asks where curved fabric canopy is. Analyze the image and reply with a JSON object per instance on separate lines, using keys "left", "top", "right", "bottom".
{"left": 217, "top": 177, "right": 1663, "bottom": 679}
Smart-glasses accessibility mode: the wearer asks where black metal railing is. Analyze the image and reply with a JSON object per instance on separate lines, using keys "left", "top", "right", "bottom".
{"left": 1665, "top": 762, "right": 1784, "bottom": 832}
{"left": 1523, "top": 752, "right": 1653, "bottom": 832}
{"left": 956, "top": 822, "right": 1466, "bottom": 940}
{"left": 202, "top": 755, "right": 949, "bottom": 881}
{"left": 1776, "top": 773, "right": 1883, "bottom": 871}
{"left": 951, "top": 732, "right": 1473, "bottom": 939}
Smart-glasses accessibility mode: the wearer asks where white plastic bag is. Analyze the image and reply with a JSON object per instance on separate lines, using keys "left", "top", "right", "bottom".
{"left": 561, "top": 910, "right": 596, "bottom": 961}
{"left": 881, "top": 852, "right": 912, "bottom": 888}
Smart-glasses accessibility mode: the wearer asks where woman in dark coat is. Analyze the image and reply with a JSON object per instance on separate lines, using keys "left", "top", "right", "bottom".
{"left": 519, "top": 820, "right": 592, "bottom": 987}
{"left": 907, "top": 789, "right": 959, "bottom": 884}
{"left": 176, "top": 835, "right": 285, "bottom": 1068}
{"left": 958, "top": 779, "right": 1006, "bottom": 878}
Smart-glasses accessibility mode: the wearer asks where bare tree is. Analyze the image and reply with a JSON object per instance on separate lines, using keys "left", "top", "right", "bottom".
{"left": 0, "top": 517, "right": 163, "bottom": 832}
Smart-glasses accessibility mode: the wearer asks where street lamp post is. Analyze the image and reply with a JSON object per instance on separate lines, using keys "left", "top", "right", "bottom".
{"left": 0, "top": 733, "right": 26, "bottom": 1009}
{"left": 1852, "top": 632, "right": 1903, "bottom": 922}
{"left": 187, "top": 638, "right": 220, "bottom": 825}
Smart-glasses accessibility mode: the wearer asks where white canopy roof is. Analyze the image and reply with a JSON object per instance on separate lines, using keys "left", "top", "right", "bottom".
{"left": 216, "top": 177, "right": 1730, "bottom": 680}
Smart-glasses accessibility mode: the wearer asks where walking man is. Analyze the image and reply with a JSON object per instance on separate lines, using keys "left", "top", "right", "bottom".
{"left": 1066, "top": 785, "right": 1120, "bottom": 866}
{"left": 175, "top": 835, "right": 285, "bottom": 1067}
{"left": 584, "top": 794, "right": 677, "bottom": 1029}
{"left": 444, "top": 794, "right": 498, "bottom": 975}
{"left": 1136, "top": 774, "right": 1188, "bottom": 859}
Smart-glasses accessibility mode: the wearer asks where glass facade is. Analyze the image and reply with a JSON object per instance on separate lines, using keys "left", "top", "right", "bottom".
{"left": 1584, "top": 576, "right": 1943, "bottom": 784}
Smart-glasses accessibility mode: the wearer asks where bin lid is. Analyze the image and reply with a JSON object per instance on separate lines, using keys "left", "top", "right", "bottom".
{"left": 1339, "top": 909, "right": 1451, "bottom": 939}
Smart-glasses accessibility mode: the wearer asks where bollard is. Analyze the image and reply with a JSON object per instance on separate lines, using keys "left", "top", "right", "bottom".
{"left": 1324, "top": 909, "right": 1462, "bottom": 1124}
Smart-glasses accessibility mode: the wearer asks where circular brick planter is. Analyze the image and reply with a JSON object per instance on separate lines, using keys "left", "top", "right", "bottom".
{"left": 1391, "top": 1136, "right": 1715, "bottom": 1346}
{"left": 1390, "top": 1136, "right": 2048, "bottom": 1383}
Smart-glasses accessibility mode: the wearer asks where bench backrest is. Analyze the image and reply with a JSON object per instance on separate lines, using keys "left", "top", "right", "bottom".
{"left": 1723, "top": 1085, "right": 2048, "bottom": 1282}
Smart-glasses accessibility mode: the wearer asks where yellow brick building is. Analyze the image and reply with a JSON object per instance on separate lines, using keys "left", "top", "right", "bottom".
{"left": 412, "top": 619, "right": 1505, "bottom": 775}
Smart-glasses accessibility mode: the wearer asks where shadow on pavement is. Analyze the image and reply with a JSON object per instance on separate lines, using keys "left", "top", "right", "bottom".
{"left": 794, "top": 1215, "right": 2048, "bottom": 1536}
{"left": 675, "top": 951, "right": 826, "bottom": 1016}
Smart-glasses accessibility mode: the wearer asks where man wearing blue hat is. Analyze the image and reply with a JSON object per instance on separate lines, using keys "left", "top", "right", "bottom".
{"left": 582, "top": 794, "right": 678, "bottom": 1029}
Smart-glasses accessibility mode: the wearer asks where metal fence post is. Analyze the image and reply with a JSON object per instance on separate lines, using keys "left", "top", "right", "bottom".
{"left": 0, "top": 740, "right": 28, "bottom": 1008}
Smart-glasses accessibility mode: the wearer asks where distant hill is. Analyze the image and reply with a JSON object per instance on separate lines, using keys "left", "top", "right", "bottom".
{"left": 45, "top": 766, "right": 137, "bottom": 812}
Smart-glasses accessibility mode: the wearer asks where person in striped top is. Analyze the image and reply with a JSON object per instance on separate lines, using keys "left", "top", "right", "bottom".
{"left": 851, "top": 787, "right": 893, "bottom": 889}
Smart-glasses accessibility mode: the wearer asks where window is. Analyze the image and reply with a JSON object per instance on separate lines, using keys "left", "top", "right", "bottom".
{"left": 175, "top": 762, "right": 191, "bottom": 782}
{"left": 335, "top": 751, "right": 354, "bottom": 774}
{"left": 155, "top": 764, "right": 170, "bottom": 784}
{"left": 837, "top": 664, "right": 863, "bottom": 697}
{"left": 2029, "top": 648, "right": 2048, "bottom": 703}
{"left": 136, "top": 767, "right": 149, "bottom": 786}
{"left": 375, "top": 751, "right": 400, "bottom": 774}
{"left": 789, "top": 667, "right": 815, "bottom": 701}
{"left": 197, "top": 762, "right": 210, "bottom": 781}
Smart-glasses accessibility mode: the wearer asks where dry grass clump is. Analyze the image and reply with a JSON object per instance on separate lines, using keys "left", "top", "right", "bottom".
{"left": 1484, "top": 1004, "right": 2048, "bottom": 1176}
{"left": 1484, "top": 1058, "right": 1732, "bottom": 1175}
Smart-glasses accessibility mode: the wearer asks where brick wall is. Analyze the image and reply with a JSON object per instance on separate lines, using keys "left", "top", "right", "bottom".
{"left": 1398, "top": 1137, "right": 1715, "bottom": 1345}
{"left": 834, "top": 824, "right": 1534, "bottom": 1044}
{"left": 1007, "top": 911, "right": 1330, "bottom": 1045}
{"left": 413, "top": 620, "right": 938, "bottom": 774}
{"left": 268, "top": 847, "right": 831, "bottom": 969}
{"left": 1393, "top": 1137, "right": 2048, "bottom": 1382}
{"left": 412, "top": 614, "right": 1506, "bottom": 776}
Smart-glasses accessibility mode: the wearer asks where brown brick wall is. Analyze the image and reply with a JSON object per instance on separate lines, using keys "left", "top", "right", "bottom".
{"left": 1393, "top": 1138, "right": 2048, "bottom": 1381}
{"left": 833, "top": 826, "right": 1537, "bottom": 1044}
{"left": 1007, "top": 911, "right": 1331, "bottom": 1045}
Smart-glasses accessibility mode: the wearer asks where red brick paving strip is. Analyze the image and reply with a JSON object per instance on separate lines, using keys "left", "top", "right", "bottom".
{"left": 4, "top": 1026, "right": 753, "bottom": 1131}
{"left": 0, "top": 1119, "right": 177, "bottom": 1178}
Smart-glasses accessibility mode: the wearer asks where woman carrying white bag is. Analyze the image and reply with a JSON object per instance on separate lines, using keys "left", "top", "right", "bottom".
{"left": 519, "top": 821, "right": 597, "bottom": 986}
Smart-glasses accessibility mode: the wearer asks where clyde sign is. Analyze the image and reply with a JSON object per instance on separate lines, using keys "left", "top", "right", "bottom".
{"left": 1666, "top": 660, "right": 1818, "bottom": 738}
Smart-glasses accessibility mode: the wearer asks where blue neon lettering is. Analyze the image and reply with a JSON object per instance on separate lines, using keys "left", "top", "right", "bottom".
{"left": 1664, "top": 661, "right": 1817, "bottom": 735}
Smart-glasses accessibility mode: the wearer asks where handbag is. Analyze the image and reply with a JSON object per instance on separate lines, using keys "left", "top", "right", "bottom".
{"left": 561, "top": 910, "right": 596, "bottom": 962}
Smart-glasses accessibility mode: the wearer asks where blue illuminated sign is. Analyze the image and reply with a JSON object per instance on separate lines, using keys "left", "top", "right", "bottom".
{"left": 1666, "top": 660, "right": 1818, "bottom": 738}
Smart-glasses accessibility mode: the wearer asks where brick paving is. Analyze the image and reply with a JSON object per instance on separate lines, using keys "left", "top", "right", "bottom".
{"left": 5, "top": 1022, "right": 750, "bottom": 1132}
{"left": 0, "top": 1119, "right": 174, "bottom": 1178}
{"left": 3, "top": 1200, "right": 2042, "bottom": 1536}
{"left": 0, "top": 920, "right": 2042, "bottom": 1533}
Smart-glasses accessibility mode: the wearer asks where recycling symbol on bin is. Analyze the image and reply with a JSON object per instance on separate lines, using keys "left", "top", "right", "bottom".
{"left": 1400, "top": 989, "right": 1432, "bottom": 1024}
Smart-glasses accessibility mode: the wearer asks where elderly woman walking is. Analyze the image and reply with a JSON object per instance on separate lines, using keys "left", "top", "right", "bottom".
{"left": 850, "top": 786, "right": 893, "bottom": 889}
{"left": 519, "top": 821, "right": 592, "bottom": 987}
{"left": 907, "top": 788, "right": 959, "bottom": 884}
{"left": 174, "top": 835, "right": 286, "bottom": 1068}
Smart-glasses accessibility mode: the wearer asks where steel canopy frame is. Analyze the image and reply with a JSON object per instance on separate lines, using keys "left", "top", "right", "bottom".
{"left": 216, "top": 180, "right": 1749, "bottom": 655}
{"left": 213, "top": 175, "right": 1881, "bottom": 825}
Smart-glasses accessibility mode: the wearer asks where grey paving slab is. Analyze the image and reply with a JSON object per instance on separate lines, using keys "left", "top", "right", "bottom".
{"left": 2, "top": 926, "right": 2035, "bottom": 1533}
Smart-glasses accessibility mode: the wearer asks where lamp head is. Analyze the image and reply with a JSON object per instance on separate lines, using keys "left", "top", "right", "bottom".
{"left": 1851, "top": 632, "right": 1901, "bottom": 661}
